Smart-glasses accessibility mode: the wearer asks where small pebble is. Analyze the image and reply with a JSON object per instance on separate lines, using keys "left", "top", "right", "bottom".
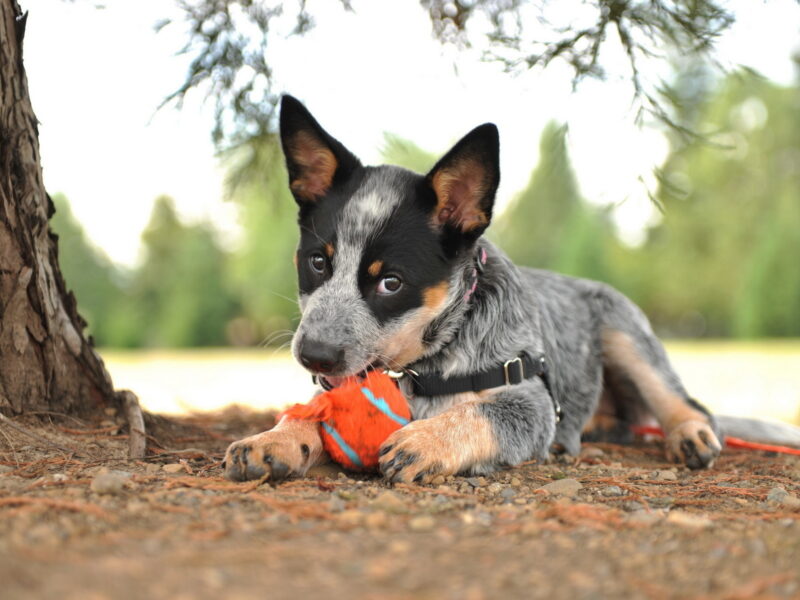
{"left": 430, "top": 475, "right": 446, "bottom": 486}
{"left": 371, "top": 491, "right": 407, "bottom": 513}
{"left": 90, "top": 471, "right": 131, "bottom": 495}
{"left": 580, "top": 447, "right": 605, "bottom": 459}
{"left": 656, "top": 470, "right": 678, "bottom": 481}
{"left": 328, "top": 496, "right": 346, "bottom": 513}
{"left": 162, "top": 463, "right": 185, "bottom": 474}
{"left": 510, "top": 477, "right": 521, "bottom": 486}
{"left": 601, "top": 485, "right": 625, "bottom": 497}
{"left": 767, "top": 486, "right": 800, "bottom": 508}
{"left": 627, "top": 511, "right": 664, "bottom": 526}
{"left": 500, "top": 488, "right": 516, "bottom": 500}
{"left": 388, "top": 540, "right": 412, "bottom": 554}
{"left": 408, "top": 515, "right": 436, "bottom": 532}
{"left": 486, "top": 482, "right": 504, "bottom": 495}
{"left": 540, "top": 478, "right": 583, "bottom": 496}
{"left": 365, "top": 512, "right": 388, "bottom": 529}
{"left": 337, "top": 510, "right": 363, "bottom": 526}
{"left": 460, "top": 511, "right": 492, "bottom": 527}
{"left": 666, "top": 510, "right": 712, "bottom": 529}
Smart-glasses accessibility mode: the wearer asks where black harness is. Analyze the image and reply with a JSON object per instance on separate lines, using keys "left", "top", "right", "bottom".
{"left": 389, "top": 352, "right": 562, "bottom": 422}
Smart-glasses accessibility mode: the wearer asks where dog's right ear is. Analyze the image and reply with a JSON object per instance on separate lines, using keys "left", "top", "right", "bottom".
{"left": 279, "top": 95, "right": 361, "bottom": 205}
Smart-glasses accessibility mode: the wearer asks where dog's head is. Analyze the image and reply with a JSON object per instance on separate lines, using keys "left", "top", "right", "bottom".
{"left": 280, "top": 95, "right": 500, "bottom": 381}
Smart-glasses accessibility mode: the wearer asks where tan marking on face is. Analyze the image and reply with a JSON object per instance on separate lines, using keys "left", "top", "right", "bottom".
{"left": 423, "top": 281, "right": 449, "bottom": 309}
{"left": 380, "top": 281, "right": 450, "bottom": 367}
{"left": 378, "top": 401, "right": 499, "bottom": 483}
{"left": 431, "top": 158, "right": 490, "bottom": 232}
{"left": 288, "top": 130, "right": 338, "bottom": 201}
{"left": 367, "top": 260, "right": 383, "bottom": 277}
{"left": 324, "top": 243, "right": 335, "bottom": 258}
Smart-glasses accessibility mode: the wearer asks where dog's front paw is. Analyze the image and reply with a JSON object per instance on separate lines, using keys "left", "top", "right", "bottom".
{"left": 223, "top": 428, "right": 313, "bottom": 482}
{"left": 666, "top": 419, "right": 722, "bottom": 469}
{"left": 378, "top": 421, "right": 454, "bottom": 484}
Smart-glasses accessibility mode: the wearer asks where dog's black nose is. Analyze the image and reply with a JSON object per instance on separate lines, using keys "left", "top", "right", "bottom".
{"left": 299, "top": 339, "right": 345, "bottom": 374}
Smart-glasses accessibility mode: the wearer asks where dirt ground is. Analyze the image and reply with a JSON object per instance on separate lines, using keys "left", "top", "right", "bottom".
{"left": 1, "top": 408, "right": 798, "bottom": 600}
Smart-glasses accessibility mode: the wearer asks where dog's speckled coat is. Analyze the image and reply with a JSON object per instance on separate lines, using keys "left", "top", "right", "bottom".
{"left": 224, "top": 95, "right": 728, "bottom": 483}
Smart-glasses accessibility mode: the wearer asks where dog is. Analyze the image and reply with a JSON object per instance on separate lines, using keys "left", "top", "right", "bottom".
{"left": 223, "top": 95, "right": 798, "bottom": 483}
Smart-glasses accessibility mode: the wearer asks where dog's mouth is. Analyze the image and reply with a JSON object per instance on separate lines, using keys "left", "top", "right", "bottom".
{"left": 316, "top": 366, "right": 375, "bottom": 391}
{"left": 315, "top": 359, "right": 388, "bottom": 390}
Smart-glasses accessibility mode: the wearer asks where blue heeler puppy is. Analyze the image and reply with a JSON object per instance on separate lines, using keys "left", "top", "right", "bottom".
{"left": 223, "top": 95, "right": 800, "bottom": 483}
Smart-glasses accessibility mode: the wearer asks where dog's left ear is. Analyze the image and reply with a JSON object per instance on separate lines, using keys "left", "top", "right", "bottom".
{"left": 426, "top": 123, "right": 500, "bottom": 237}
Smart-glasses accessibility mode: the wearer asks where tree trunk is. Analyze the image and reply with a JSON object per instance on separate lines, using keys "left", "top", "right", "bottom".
{"left": 0, "top": 1, "right": 118, "bottom": 418}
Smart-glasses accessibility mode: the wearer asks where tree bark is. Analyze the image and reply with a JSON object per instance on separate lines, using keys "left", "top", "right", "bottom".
{"left": 0, "top": 0, "right": 117, "bottom": 417}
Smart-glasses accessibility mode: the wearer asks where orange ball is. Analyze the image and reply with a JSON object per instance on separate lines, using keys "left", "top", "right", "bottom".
{"left": 280, "top": 370, "right": 411, "bottom": 471}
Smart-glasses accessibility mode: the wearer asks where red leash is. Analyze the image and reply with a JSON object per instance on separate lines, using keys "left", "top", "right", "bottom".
{"left": 631, "top": 425, "right": 800, "bottom": 456}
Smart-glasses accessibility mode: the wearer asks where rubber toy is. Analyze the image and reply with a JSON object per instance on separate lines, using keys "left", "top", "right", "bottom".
{"left": 279, "top": 370, "right": 412, "bottom": 470}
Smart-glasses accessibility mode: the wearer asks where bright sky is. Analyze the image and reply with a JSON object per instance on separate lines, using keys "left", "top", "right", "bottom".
{"left": 24, "top": 0, "right": 800, "bottom": 265}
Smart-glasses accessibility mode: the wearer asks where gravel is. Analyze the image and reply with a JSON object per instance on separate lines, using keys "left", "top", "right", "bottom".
{"left": 90, "top": 471, "right": 131, "bottom": 495}
{"left": 540, "top": 478, "right": 583, "bottom": 496}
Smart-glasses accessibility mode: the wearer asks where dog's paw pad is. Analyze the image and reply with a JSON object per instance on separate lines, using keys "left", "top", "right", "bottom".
{"left": 223, "top": 435, "right": 299, "bottom": 482}
{"left": 378, "top": 426, "right": 450, "bottom": 484}
{"left": 666, "top": 420, "right": 721, "bottom": 469}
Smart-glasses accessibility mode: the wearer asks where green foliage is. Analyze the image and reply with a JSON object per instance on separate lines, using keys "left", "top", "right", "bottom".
{"left": 128, "top": 196, "right": 239, "bottom": 347}
{"left": 381, "top": 133, "right": 437, "bottom": 174}
{"left": 54, "top": 194, "right": 239, "bottom": 348}
{"left": 54, "top": 71, "right": 800, "bottom": 346}
{"left": 50, "top": 194, "right": 126, "bottom": 345}
{"left": 224, "top": 136, "right": 300, "bottom": 346}
{"left": 491, "top": 122, "right": 617, "bottom": 282}
{"left": 629, "top": 71, "right": 800, "bottom": 337}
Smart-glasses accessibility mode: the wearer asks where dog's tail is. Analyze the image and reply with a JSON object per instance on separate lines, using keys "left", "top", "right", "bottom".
{"left": 716, "top": 415, "right": 800, "bottom": 449}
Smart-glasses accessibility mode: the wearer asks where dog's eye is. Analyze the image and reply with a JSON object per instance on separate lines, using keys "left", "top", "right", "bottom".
{"left": 377, "top": 275, "right": 402, "bottom": 295}
{"left": 309, "top": 253, "right": 327, "bottom": 274}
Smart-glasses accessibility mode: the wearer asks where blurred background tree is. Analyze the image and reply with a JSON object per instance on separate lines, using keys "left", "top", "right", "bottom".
{"left": 627, "top": 69, "right": 800, "bottom": 337}
{"left": 50, "top": 194, "right": 126, "bottom": 346}
{"left": 50, "top": 68, "right": 800, "bottom": 347}
{"left": 223, "top": 137, "right": 300, "bottom": 347}
{"left": 126, "top": 196, "right": 239, "bottom": 347}
{"left": 491, "top": 121, "right": 618, "bottom": 282}
{"left": 43, "top": 0, "right": 800, "bottom": 348}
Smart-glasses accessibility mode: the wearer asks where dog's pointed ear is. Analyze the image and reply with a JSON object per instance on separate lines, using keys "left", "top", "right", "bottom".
{"left": 279, "top": 95, "right": 361, "bottom": 204}
{"left": 426, "top": 123, "right": 500, "bottom": 237}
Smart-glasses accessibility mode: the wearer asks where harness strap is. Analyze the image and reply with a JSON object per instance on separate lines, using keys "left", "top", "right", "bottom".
{"left": 405, "top": 353, "right": 562, "bottom": 422}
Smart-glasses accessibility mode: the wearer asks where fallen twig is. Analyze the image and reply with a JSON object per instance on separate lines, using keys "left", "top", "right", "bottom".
{"left": 118, "top": 390, "right": 146, "bottom": 460}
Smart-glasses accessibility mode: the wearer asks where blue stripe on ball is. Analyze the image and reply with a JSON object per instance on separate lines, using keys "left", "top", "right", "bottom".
{"left": 360, "top": 387, "right": 410, "bottom": 426}
{"left": 322, "top": 421, "right": 364, "bottom": 468}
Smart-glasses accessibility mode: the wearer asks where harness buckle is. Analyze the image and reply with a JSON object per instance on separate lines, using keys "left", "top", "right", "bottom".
{"left": 503, "top": 356, "right": 524, "bottom": 386}
{"left": 384, "top": 368, "right": 419, "bottom": 380}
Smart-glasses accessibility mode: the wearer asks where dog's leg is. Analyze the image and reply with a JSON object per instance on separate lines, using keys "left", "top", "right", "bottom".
{"left": 379, "top": 378, "right": 556, "bottom": 483}
{"left": 601, "top": 328, "right": 722, "bottom": 468}
{"left": 223, "top": 416, "right": 327, "bottom": 482}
